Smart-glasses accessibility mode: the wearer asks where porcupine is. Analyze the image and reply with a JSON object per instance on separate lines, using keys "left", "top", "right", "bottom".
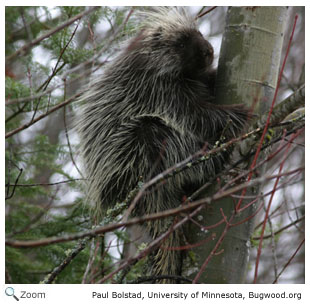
{"left": 77, "top": 7, "right": 249, "bottom": 283}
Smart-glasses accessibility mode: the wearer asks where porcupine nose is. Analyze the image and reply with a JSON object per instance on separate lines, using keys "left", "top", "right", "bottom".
{"left": 203, "top": 42, "right": 214, "bottom": 67}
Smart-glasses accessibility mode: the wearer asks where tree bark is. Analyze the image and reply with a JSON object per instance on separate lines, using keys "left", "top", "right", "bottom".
{"left": 187, "top": 7, "right": 288, "bottom": 284}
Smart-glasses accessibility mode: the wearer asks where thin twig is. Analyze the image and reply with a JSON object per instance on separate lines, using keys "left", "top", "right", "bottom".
{"left": 235, "top": 14, "right": 299, "bottom": 211}
{"left": 130, "top": 275, "right": 192, "bottom": 284}
{"left": 253, "top": 132, "right": 294, "bottom": 283}
{"left": 196, "top": 6, "right": 217, "bottom": 19}
{"left": 6, "top": 178, "right": 84, "bottom": 188}
{"left": 272, "top": 238, "right": 305, "bottom": 284}
{"left": 5, "top": 168, "right": 23, "bottom": 200}
{"left": 5, "top": 168, "right": 303, "bottom": 249}
{"left": 43, "top": 238, "right": 91, "bottom": 284}
{"left": 5, "top": 91, "right": 81, "bottom": 139}
{"left": 6, "top": 7, "right": 99, "bottom": 62}
{"left": 252, "top": 216, "right": 304, "bottom": 240}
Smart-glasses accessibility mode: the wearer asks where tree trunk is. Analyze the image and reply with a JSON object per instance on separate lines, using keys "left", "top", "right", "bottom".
{"left": 187, "top": 6, "right": 288, "bottom": 284}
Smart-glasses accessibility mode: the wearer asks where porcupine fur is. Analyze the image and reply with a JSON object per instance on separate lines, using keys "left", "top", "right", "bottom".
{"left": 76, "top": 7, "right": 249, "bottom": 283}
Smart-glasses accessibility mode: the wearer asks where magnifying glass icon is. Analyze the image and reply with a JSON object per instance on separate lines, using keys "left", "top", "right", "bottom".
{"left": 5, "top": 287, "right": 19, "bottom": 301}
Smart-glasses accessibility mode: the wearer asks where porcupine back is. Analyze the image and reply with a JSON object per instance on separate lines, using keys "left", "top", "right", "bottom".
{"left": 76, "top": 7, "right": 248, "bottom": 282}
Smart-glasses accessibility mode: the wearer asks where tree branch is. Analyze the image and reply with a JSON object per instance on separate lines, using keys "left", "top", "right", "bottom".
{"left": 42, "top": 238, "right": 90, "bottom": 284}
{"left": 5, "top": 91, "right": 81, "bottom": 139}
{"left": 5, "top": 7, "right": 99, "bottom": 63}
{"left": 5, "top": 167, "right": 303, "bottom": 249}
{"left": 256, "top": 84, "right": 305, "bottom": 129}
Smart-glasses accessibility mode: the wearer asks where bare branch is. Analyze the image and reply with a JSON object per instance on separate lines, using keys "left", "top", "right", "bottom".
{"left": 43, "top": 238, "right": 90, "bottom": 284}
{"left": 5, "top": 168, "right": 303, "bottom": 249}
{"left": 5, "top": 91, "right": 81, "bottom": 139}
{"left": 256, "top": 84, "right": 305, "bottom": 129}
{"left": 5, "top": 7, "right": 99, "bottom": 63}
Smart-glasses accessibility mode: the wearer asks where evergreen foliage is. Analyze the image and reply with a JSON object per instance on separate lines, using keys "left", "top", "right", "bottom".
{"left": 5, "top": 6, "right": 130, "bottom": 284}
